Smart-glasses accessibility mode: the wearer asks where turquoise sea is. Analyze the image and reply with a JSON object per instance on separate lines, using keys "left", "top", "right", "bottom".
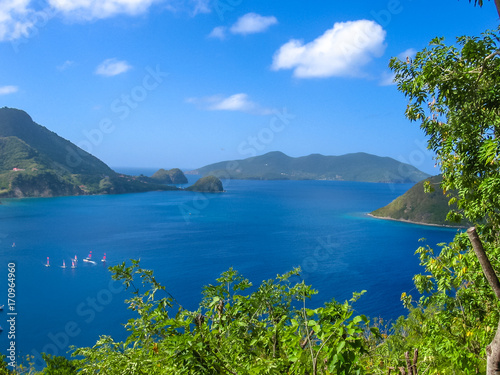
{"left": 0, "top": 173, "right": 459, "bottom": 368}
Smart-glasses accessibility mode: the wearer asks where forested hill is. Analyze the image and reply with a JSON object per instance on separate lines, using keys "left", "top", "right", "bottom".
{"left": 370, "top": 174, "right": 467, "bottom": 227}
{"left": 0, "top": 107, "right": 112, "bottom": 176}
{"left": 193, "top": 151, "right": 431, "bottom": 183}
{"left": 0, "top": 107, "right": 178, "bottom": 198}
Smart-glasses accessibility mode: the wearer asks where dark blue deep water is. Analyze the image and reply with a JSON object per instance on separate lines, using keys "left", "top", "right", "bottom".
{"left": 0, "top": 176, "right": 459, "bottom": 367}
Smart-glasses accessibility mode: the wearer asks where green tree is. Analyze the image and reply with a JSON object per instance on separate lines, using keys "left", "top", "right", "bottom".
{"left": 389, "top": 27, "right": 500, "bottom": 373}
{"left": 72, "top": 260, "right": 369, "bottom": 374}
{"left": 39, "top": 354, "right": 78, "bottom": 375}
{"left": 390, "top": 30, "right": 500, "bottom": 231}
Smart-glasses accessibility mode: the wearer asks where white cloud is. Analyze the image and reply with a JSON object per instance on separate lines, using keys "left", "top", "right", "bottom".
{"left": 0, "top": 0, "right": 38, "bottom": 41}
{"left": 271, "top": 20, "right": 387, "bottom": 79}
{"left": 0, "top": 0, "right": 210, "bottom": 41}
{"left": 209, "top": 13, "right": 277, "bottom": 40}
{"left": 187, "top": 93, "right": 272, "bottom": 115}
{"left": 0, "top": 85, "right": 18, "bottom": 95}
{"left": 230, "top": 12, "right": 277, "bottom": 35}
{"left": 48, "top": 0, "right": 159, "bottom": 20}
{"left": 208, "top": 26, "right": 226, "bottom": 40}
{"left": 95, "top": 58, "right": 132, "bottom": 76}
{"left": 209, "top": 93, "right": 255, "bottom": 111}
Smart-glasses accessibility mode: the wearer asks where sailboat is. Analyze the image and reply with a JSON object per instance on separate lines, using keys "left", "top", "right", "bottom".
{"left": 45, "top": 257, "right": 50, "bottom": 267}
{"left": 61, "top": 260, "right": 66, "bottom": 269}
{"left": 74, "top": 255, "right": 78, "bottom": 264}
{"left": 101, "top": 253, "right": 106, "bottom": 263}
{"left": 83, "top": 251, "right": 96, "bottom": 265}
{"left": 71, "top": 259, "right": 76, "bottom": 269}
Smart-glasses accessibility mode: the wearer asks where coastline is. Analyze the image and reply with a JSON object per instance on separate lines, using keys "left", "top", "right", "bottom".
{"left": 366, "top": 213, "right": 467, "bottom": 229}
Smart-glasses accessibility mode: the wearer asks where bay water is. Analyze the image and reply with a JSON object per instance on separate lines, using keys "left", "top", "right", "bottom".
{"left": 0, "top": 174, "right": 459, "bottom": 367}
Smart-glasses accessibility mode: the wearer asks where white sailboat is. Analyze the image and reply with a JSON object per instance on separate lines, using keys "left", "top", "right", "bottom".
{"left": 83, "top": 251, "right": 96, "bottom": 265}
{"left": 101, "top": 253, "right": 106, "bottom": 263}
{"left": 61, "top": 260, "right": 66, "bottom": 269}
{"left": 45, "top": 257, "right": 50, "bottom": 267}
{"left": 71, "top": 259, "right": 76, "bottom": 269}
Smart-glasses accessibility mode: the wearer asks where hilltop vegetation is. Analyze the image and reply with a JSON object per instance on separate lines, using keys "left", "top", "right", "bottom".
{"left": 370, "top": 175, "right": 467, "bottom": 227}
{"left": 194, "top": 151, "right": 430, "bottom": 183}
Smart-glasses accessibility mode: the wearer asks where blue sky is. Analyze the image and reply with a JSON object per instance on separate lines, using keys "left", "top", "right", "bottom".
{"left": 0, "top": 0, "right": 498, "bottom": 174}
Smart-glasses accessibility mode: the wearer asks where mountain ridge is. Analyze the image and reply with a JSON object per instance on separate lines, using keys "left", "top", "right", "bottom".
{"left": 193, "top": 151, "right": 431, "bottom": 183}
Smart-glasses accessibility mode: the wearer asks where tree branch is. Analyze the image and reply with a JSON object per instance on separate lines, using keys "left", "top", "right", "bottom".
{"left": 476, "top": 50, "right": 500, "bottom": 84}
{"left": 467, "top": 227, "right": 500, "bottom": 300}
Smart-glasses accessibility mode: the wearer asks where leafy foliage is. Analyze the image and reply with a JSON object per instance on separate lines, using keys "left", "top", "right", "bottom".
{"left": 369, "top": 27, "right": 500, "bottom": 374}
{"left": 39, "top": 354, "right": 78, "bottom": 375}
{"left": 72, "top": 260, "right": 368, "bottom": 374}
{"left": 389, "top": 29, "right": 500, "bottom": 232}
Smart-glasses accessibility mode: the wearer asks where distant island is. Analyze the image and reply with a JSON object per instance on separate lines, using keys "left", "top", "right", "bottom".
{"left": 370, "top": 175, "right": 467, "bottom": 227}
{"left": 191, "top": 151, "right": 431, "bottom": 184}
{"left": 150, "top": 168, "right": 188, "bottom": 184}
{"left": 0, "top": 107, "right": 220, "bottom": 198}
{"left": 185, "top": 176, "right": 224, "bottom": 193}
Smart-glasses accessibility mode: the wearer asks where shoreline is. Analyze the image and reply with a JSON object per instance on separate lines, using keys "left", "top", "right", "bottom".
{"left": 366, "top": 213, "right": 467, "bottom": 229}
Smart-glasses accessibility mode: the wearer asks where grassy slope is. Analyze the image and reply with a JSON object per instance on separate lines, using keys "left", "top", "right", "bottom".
{"left": 370, "top": 175, "right": 466, "bottom": 226}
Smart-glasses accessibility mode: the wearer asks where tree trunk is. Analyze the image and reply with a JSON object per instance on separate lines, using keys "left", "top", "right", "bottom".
{"left": 467, "top": 227, "right": 500, "bottom": 374}
{"left": 494, "top": 0, "right": 500, "bottom": 18}
{"left": 467, "top": 227, "right": 500, "bottom": 299}
{"left": 487, "top": 318, "right": 500, "bottom": 374}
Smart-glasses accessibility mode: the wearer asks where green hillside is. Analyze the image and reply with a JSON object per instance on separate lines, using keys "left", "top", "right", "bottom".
{"left": 0, "top": 136, "right": 51, "bottom": 172}
{"left": 0, "top": 107, "right": 178, "bottom": 198}
{"left": 0, "top": 107, "right": 113, "bottom": 175}
{"left": 370, "top": 175, "right": 467, "bottom": 226}
{"left": 194, "top": 151, "right": 430, "bottom": 183}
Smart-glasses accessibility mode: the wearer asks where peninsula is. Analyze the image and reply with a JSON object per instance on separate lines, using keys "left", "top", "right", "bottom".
{"left": 370, "top": 175, "right": 467, "bottom": 227}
